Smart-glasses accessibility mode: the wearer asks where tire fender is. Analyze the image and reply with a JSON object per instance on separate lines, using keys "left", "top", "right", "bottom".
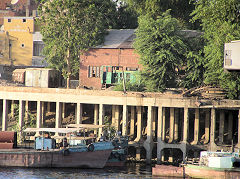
{"left": 87, "top": 143, "right": 95, "bottom": 152}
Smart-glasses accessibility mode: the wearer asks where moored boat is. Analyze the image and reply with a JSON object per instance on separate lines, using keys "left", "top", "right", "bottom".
{"left": 0, "top": 127, "right": 114, "bottom": 169}
{"left": 106, "top": 135, "right": 128, "bottom": 167}
{"left": 185, "top": 151, "right": 240, "bottom": 179}
{"left": 67, "top": 124, "right": 129, "bottom": 167}
{"left": 0, "top": 147, "right": 112, "bottom": 168}
{"left": 152, "top": 164, "right": 184, "bottom": 178}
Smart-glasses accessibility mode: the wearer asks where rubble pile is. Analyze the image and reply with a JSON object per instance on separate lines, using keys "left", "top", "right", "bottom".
{"left": 0, "top": 79, "right": 24, "bottom": 87}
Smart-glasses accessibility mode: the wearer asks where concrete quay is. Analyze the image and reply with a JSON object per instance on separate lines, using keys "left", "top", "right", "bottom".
{"left": 1, "top": 86, "right": 240, "bottom": 164}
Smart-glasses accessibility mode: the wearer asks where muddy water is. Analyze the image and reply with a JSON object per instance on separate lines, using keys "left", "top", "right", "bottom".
{"left": 0, "top": 163, "right": 169, "bottom": 179}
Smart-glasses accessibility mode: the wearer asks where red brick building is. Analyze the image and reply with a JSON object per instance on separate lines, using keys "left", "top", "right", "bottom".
{"left": 80, "top": 29, "right": 140, "bottom": 89}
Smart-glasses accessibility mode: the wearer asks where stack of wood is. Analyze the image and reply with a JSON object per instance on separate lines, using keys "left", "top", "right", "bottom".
{"left": 183, "top": 86, "right": 227, "bottom": 99}
{"left": 0, "top": 131, "right": 17, "bottom": 149}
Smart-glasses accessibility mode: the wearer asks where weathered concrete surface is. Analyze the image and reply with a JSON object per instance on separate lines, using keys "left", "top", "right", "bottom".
{"left": 1, "top": 86, "right": 240, "bottom": 164}
{"left": 1, "top": 86, "right": 240, "bottom": 108}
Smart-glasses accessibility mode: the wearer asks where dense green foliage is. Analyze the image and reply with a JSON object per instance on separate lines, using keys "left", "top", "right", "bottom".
{"left": 192, "top": 0, "right": 240, "bottom": 98}
{"left": 112, "top": 1, "right": 138, "bottom": 29}
{"left": 38, "top": 0, "right": 116, "bottom": 87}
{"left": 179, "top": 33, "right": 205, "bottom": 88}
{"left": 123, "top": 0, "right": 197, "bottom": 28}
{"left": 133, "top": 11, "right": 203, "bottom": 92}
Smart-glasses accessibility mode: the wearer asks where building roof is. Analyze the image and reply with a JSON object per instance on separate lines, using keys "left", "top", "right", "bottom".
{"left": 96, "top": 29, "right": 135, "bottom": 49}
{"left": 95, "top": 29, "right": 202, "bottom": 49}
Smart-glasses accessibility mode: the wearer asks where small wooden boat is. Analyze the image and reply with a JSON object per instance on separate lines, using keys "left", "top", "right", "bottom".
{"left": 152, "top": 164, "right": 184, "bottom": 178}
{"left": 0, "top": 127, "right": 114, "bottom": 169}
{"left": 105, "top": 136, "right": 128, "bottom": 167}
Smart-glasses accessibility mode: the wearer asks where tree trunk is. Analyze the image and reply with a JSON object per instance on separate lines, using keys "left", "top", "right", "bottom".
{"left": 79, "top": 54, "right": 81, "bottom": 88}
{"left": 66, "top": 48, "right": 71, "bottom": 89}
{"left": 66, "top": 28, "right": 71, "bottom": 89}
{"left": 67, "top": 76, "right": 70, "bottom": 89}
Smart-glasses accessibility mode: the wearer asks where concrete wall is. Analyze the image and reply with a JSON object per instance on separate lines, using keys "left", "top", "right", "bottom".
{"left": 0, "top": 17, "right": 34, "bottom": 66}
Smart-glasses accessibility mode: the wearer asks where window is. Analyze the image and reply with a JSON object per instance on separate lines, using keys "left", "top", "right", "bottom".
{"left": 22, "top": 19, "right": 26, "bottom": 23}
{"left": 8, "top": 19, "right": 11, "bottom": 22}
{"left": 88, "top": 66, "right": 100, "bottom": 78}
{"left": 126, "top": 67, "right": 138, "bottom": 71}
{"left": 33, "top": 41, "right": 44, "bottom": 56}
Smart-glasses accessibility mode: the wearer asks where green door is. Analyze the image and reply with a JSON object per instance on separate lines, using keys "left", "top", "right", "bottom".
{"left": 106, "top": 71, "right": 112, "bottom": 84}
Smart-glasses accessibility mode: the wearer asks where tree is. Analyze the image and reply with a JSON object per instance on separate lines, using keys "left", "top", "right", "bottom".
{"left": 113, "top": 1, "right": 138, "bottom": 29}
{"left": 179, "top": 32, "right": 205, "bottom": 88}
{"left": 191, "top": 0, "right": 240, "bottom": 98}
{"left": 133, "top": 11, "right": 189, "bottom": 92}
{"left": 124, "top": 0, "right": 197, "bottom": 28}
{"left": 38, "top": 0, "right": 116, "bottom": 88}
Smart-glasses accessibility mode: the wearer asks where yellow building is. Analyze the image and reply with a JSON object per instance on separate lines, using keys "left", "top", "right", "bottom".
{"left": 0, "top": 16, "right": 43, "bottom": 66}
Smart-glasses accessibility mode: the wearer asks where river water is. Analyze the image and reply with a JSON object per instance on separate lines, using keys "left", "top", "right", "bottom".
{"left": 0, "top": 163, "right": 168, "bottom": 179}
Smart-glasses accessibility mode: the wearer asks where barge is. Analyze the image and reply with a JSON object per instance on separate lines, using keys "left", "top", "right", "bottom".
{"left": 0, "top": 127, "right": 114, "bottom": 168}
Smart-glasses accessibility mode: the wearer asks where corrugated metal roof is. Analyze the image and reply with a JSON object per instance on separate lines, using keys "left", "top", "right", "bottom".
{"left": 96, "top": 29, "right": 202, "bottom": 49}
{"left": 96, "top": 29, "right": 135, "bottom": 49}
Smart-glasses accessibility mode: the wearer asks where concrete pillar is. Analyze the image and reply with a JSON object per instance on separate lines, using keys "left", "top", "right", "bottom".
{"left": 136, "top": 147, "right": 141, "bottom": 161}
{"left": 19, "top": 100, "right": 25, "bottom": 130}
{"left": 36, "top": 101, "right": 42, "bottom": 136}
{"left": 2, "top": 99, "right": 8, "bottom": 131}
{"left": 192, "top": 108, "right": 200, "bottom": 145}
{"left": 152, "top": 107, "right": 156, "bottom": 139}
{"left": 162, "top": 107, "right": 166, "bottom": 141}
{"left": 98, "top": 104, "right": 104, "bottom": 137}
{"left": 19, "top": 100, "right": 25, "bottom": 142}
{"left": 36, "top": 101, "right": 42, "bottom": 129}
{"left": 11, "top": 100, "right": 15, "bottom": 118}
{"left": 47, "top": 102, "right": 51, "bottom": 112}
{"left": 56, "top": 102, "right": 62, "bottom": 128}
{"left": 147, "top": 106, "right": 153, "bottom": 142}
{"left": 228, "top": 111, "right": 233, "bottom": 142}
{"left": 169, "top": 108, "right": 175, "bottom": 143}
{"left": 94, "top": 104, "right": 99, "bottom": 135}
{"left": 210, "top": 108, "right": 216, "bottom": 150}
{"left": 122, "top": 104, "right": 128, "bottom": 136}
{"left": 157, "top": 106, "right": 163, "bottom": 141}
{"left": 144, "top": 106, "right": 154, "bottom": 164}
{"left": 174, "top": 108, "right": 179, "bottom": 141}
{"left": 157, "top": 106, "right": 163, "bottom": 164}
{"left": 236, "top": 110, "right": 240, "bottom": 148}
{"left": 62, "top": 103, "right": 66, "bottom": 119}
{"left": 25, "top": 101, "right": 29, "bottom": 119}
{"left": 115, "top": 105, "right": 120, "bottom": 132}
{"left": 204, "top": 109, "right": 210, "bottom": 144}
{"left": 130, "top": 106, "right": 135, "bottom": 138}
{"left": 183, "top": 107, "right": 189, "bottom": 143}
{"left": 112, "top": 105, "right": 116, "bottom": 128}
{"left": 41, "top": 102, "right": 45, "bottom": 126}
{"left": 76, "top": 103, "right": 82, "bottom": 124}
{"left": 135, "top": 106, "right": 142, "bottom": 141}
{"left": 219, "top": 111, "right": 225, "bottom": 144}
{"left": 94, "top": 104, "right": 99, "bottom": 125}
{"left": 55, "top": 102, "right": 62, "bottom": 136}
